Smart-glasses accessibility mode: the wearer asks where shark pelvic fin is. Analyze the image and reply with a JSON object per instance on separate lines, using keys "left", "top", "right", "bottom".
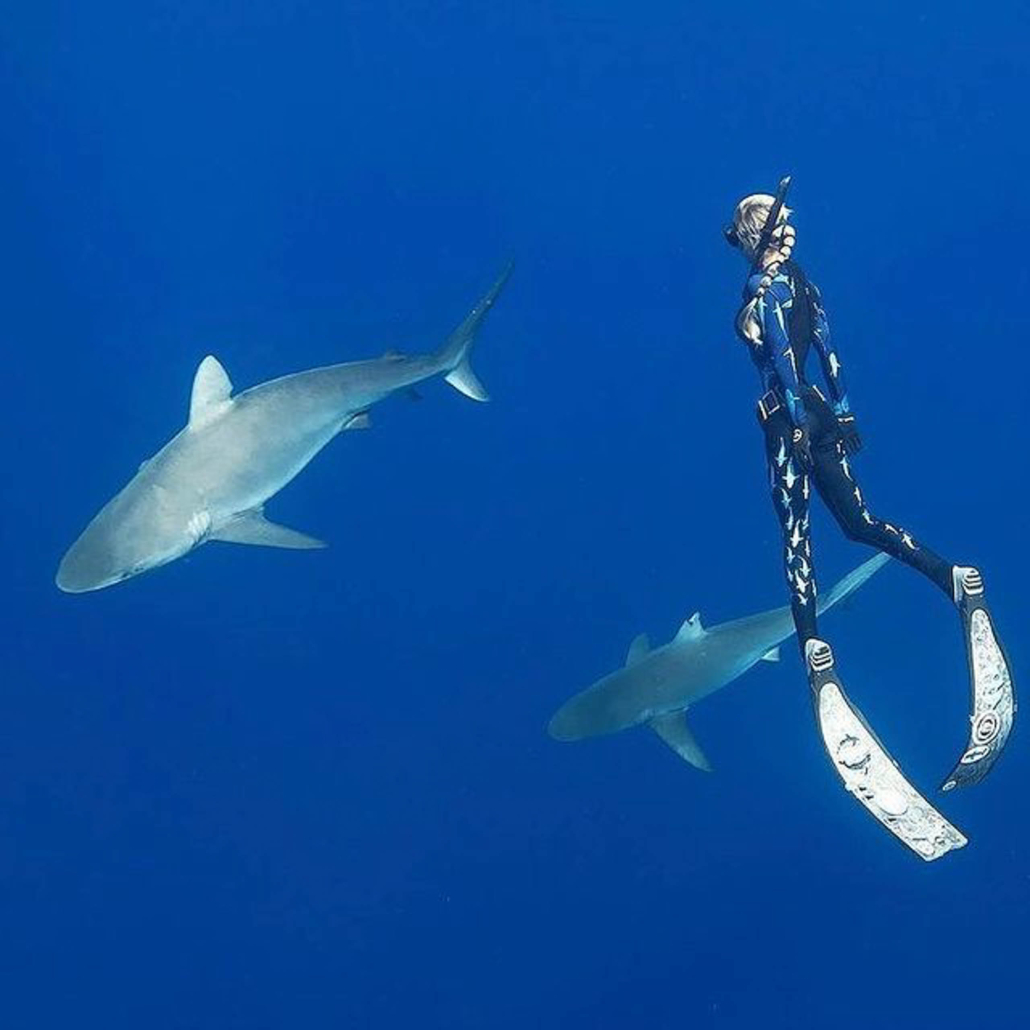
{"left": 675, "top": 612, "right": 705, "bottom": 642}
{"left": 210, "top": 509, "right": 327, "bottom": 550}
{"left": 761, "top": 646, "right": 781, "bottom": 662}
{"left": 625, "top": 633, "right": 650, "bottom": 666}
{"left": 650, "top": 711, "right": 712, "bottom": 772}
{"left": 189, "top": 355, "right": 234, "bottom": 429}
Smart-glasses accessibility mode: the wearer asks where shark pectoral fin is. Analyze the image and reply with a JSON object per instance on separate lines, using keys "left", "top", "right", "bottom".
{"left": 189, "top": 355, "right": 234, "bottom": 429}
{"left": 650, "top": 712, "right": 712, "bottom": 772}
{"left": 343, "top": 412, "right": 372, "bottom": 431}
{"left": 625, "top": 633, "right": 650, "bottom": 666}
{"left": 761, "top": 646, "right": 781, "bottom": 662}
{"left": 211, "top": 510, "right": 327, "bottom": 550}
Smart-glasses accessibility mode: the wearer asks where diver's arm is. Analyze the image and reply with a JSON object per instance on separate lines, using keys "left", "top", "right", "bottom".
{"left": 809, "top": 282, "right": 850, "bottom": 414}
{"left": 759, "top": 278, "right": 808, "bottom": 429}
{"left": 809, "top": 282, "right": 862, "bottom": 453}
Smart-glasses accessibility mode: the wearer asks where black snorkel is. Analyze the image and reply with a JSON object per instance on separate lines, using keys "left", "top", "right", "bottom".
{"left": 725, "top": 175, "right": 792, "bottom": 277}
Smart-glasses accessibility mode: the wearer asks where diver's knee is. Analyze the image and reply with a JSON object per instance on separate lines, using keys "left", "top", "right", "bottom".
{"left": 836, "top": 512, "right": 873, "bottom": 544}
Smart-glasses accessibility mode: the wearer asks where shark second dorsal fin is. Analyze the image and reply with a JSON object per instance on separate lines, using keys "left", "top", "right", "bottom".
{"left": 650, "top": 711, "right": 712, "bottom": 772}
{"left": 625, "top": 633, "right": 650, "bottom": 666}
{"left": 189, "top": 355, "right": 234, "bottom": 429}
{"left": 675, "top": 612, "right": 704, "bottom": 642}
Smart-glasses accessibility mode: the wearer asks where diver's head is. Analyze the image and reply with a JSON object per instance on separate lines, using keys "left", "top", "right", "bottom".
{"left": 726, "top": 179, "right": 797, "bottom": 347}
{"left": 725, "top": 193, "right": 796, "bottom": 264}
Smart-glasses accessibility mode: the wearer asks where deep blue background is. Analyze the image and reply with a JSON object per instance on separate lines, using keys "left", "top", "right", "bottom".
{"left": 2, "top": 2, "right": 1028, "bottom": 1027}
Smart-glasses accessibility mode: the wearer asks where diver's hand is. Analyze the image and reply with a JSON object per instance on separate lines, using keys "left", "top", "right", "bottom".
{"left": 792, "top": 426, "right": 813, "bottom": 470}
{"left": 836, "top": 413, "right": 863, "bottom": 455}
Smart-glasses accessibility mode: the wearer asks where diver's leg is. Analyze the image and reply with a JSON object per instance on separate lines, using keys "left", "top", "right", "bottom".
{"left": 809, "top": 434, "right": 952, "bottom": 597}
{"left": 811, "top": 433, "right": 1014, "bottom": 790}
{"left": 788, "top": 415, "right": 968, "bottom": 854}
{"left": 763, "top": 411, "right": 816, "bottom": 651}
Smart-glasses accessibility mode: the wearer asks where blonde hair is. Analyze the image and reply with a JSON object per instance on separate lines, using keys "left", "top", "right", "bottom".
{"left": 732, "top": 193, "right": 796, "bottom": 345}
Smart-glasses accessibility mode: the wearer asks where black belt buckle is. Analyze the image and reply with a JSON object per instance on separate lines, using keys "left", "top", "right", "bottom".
{"left": 757, "top": 390, "right": 781, "bottom": 422}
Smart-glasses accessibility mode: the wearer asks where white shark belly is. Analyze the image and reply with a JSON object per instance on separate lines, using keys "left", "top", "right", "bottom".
{"left": 183, "top": 413, "right": 346, "bottom": 518}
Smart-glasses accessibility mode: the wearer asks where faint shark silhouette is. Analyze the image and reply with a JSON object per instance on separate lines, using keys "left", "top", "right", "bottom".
{"left": 548, "top": 553, "right": 889, "bottom": 770}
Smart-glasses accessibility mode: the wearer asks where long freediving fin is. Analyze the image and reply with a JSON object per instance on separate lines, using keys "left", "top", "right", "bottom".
{"left": 941, "top": 567, "right": 1016, "bottom": 791}
{"left": 806, "top": 639, "right": 967, "bottom": 862}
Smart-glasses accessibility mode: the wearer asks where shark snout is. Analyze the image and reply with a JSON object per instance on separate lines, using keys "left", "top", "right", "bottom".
{"left": 56, "top": 541, "right": 118, "bottom": 593}
{"left": 547, "top": 694, "right": 604, "bottom": 741}
{"left": 547, "top": 706, "right": 581, "bottom": 742}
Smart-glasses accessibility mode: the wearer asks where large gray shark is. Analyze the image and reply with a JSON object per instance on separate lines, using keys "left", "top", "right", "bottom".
{"left": 57, "top": 265, "right": 512, "bottom": 593}
{"left": 547, "top": 553, "right": 889, "bottom": 770}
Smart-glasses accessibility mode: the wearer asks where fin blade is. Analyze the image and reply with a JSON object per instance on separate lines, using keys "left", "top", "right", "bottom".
{"left": 625, "top": 633, "right": 650, "bottom": 666}
{"left": 761, "top": 646, "right": 781, "bottom": 662}
{"left": 940, "top": 600, "right": 1015, "bottom": 791}
{"left": 650, "top": 712, "right": 712, "bottom": 772}
{"left": 211, "top": 510, "right": 326, "bottom": 550}
{"left": 189, "top": 355, "right": 234, "bottom": 428}
{"left": 808, "top": 640, "right": 967, "bottom": 861}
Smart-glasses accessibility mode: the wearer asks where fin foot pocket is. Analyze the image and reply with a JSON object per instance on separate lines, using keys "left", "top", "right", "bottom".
{"left": 805, "top": 639, "right": 968, "bottom": 862}
{"left": 941, "top": 570, "right": 1015, "bottom": 791}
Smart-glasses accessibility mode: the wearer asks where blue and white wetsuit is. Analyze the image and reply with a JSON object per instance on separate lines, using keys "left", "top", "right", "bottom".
{"left": 744, "top": 262, "right": 953, "bottom": 647}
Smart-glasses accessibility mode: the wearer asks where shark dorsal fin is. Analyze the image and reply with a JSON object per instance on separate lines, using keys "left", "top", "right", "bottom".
{"left": 625, "top": 632, "right": 650, "bottom": 666}
{"left": 675, "top": 612, "right": 705, "bottom": 642}
{"left": 189, "top": 355, "right": 234, "bottom": 429}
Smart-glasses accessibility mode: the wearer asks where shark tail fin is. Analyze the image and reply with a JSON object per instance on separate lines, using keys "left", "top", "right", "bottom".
{"left": 439, "top": 261, "right": 513, "bottom": 403}
{"left": 815, "top": 552, "right": 891, "bottom": 617}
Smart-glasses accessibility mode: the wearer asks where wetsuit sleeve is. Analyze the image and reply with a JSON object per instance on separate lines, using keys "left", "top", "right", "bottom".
{"left": 759, "top": 279, "right": 808, "bottom": 428}
{"left": 809, "top": 282, "right": 850, "bottom": 414}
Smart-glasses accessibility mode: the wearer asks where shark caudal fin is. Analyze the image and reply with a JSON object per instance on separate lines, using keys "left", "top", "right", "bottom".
{"left": 439, "top": 262, "right": 513, "bottom": 402}
{"left": 815, "top": 552, "right": 890, "bottom": 617}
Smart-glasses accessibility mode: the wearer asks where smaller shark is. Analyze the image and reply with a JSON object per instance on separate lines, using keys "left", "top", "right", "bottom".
{"left": 547, "top": 553, "right": 889, "bottom": 770}
{"left": 57, "top": 265, "right": 512, "bottom": 592}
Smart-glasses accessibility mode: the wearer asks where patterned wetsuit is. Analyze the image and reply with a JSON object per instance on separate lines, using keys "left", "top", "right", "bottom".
{"left": 745, "top": 261, "right": 953, "bottom": 647}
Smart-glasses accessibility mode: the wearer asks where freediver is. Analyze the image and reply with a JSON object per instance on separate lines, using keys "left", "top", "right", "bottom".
{"left": 723, "top": 179, "right": 1014, "bottom": 832}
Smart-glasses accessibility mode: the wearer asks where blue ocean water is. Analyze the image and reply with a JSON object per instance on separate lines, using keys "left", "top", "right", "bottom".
{"left": 2, "top": 1, "right": 1028, "bottom": 1026}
